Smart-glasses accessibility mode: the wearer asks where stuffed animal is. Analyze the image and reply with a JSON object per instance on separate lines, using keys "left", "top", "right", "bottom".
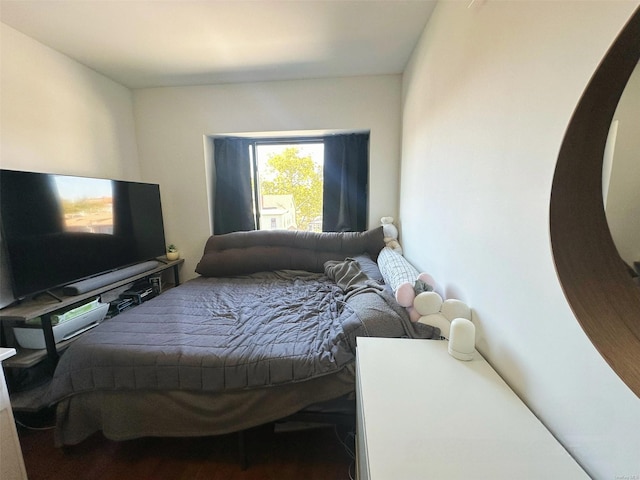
{"left": 395, "top": 272, "right": 435, "bottom": 322}
{"left": 376, "top": 246, "right": 472, "bottom": 333}
{"left": 414, "top": 291, "right": 472, "bottom": 339}
{"left": 380, "top": 216, "right": 403, "bottom": 254}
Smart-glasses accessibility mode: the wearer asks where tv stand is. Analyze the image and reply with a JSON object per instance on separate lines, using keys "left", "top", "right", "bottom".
{"left": 0, "top": 257, "right": 183, "bottom": 411}
{"left": 33, "top": 290, "right": 63, "bottom": 303}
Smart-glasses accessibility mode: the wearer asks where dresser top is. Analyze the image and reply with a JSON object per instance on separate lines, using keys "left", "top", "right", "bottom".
{"left": 0, "top": 348, "right": 17, "bottom": 363}
{"left": 356, "top": 337, "right": 588, "bottom": 479}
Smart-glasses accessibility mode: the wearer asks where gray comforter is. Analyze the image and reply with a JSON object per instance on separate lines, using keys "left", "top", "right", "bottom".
{"left": 47, "top": 260, "right": 438, "bottom": 405}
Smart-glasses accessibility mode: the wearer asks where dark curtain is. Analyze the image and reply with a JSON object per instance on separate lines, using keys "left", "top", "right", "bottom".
{"left": 213, "top": 137, "right": 256, "bottom": 234}
{"left": 322, "top": 133, "right": 369, "bottom": 232}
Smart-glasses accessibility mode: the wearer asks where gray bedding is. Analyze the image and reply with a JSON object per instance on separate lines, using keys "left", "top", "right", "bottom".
{"left": 49, "top": 271, "right": 346, "bottom": 401}
{"left": 48, "top": 259, "right": 437, "bottom": 405}
{"left": 48, "top": 257, "right": 439, "bottom": 444}
{"left": 54, "top": 368, "right": 357, "bottom": 446}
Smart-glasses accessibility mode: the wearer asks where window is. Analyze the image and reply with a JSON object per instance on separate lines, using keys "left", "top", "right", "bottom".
{"left": 213, "top": 132, "right": 369, "bottom": 234}
{"left": 251, "top": 140, "right": 324, "bottom": 232}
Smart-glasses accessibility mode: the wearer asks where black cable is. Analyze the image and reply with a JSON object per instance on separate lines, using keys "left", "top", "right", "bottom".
{"left": 348, "top": 459, "right": 356, "bottom": 480}
{"left": 15, "top": 418, "right": 55, "bottom": 431}
{"left": 334, "top": 424, "right": 356, "bottom": 460}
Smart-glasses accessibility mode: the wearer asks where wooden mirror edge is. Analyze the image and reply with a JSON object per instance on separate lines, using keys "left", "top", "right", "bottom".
{"left": 550, "top": 7, "right": 640, "bottom": 398}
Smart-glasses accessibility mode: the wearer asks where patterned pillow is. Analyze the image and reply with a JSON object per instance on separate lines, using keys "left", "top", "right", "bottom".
{"left": 376, "top": 247, "right": 420, "bottom": 291}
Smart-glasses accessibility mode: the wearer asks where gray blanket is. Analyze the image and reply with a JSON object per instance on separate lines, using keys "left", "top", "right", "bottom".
{"left": 324, "top": 258, "right": 440, "bottom": 347}
{"left": 47, "top": 260, "right": 438, "bottom": 405}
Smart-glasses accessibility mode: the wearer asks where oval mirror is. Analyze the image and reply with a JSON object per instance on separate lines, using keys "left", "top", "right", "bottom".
{"left": 550, "top": 9, "right": 640, "bottom": 398}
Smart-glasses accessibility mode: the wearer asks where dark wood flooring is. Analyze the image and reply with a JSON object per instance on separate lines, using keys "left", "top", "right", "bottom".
{"left": 17, "top": 420, "right": 355, "bottom": 480}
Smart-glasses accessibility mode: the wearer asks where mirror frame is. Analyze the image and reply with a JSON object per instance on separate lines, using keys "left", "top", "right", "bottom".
{"left": 550, "top": 8, "right": 640, "bottom": 398}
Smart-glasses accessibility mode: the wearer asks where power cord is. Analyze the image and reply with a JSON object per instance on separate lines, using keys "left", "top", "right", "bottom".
{"left": 15, "top": 418, "right": 56, "bottom": 431}
{"left": 334, "top": 424, "right": 355, "bottom": 460}
{"left": 348, "top": 459, "right": 356, "bottom": 480}
{"left": 334, "top": 424, "right": 357, "bottom": 480}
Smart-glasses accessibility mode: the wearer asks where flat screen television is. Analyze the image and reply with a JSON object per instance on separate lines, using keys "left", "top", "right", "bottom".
{"left": 0, "top": 169, "right": 167, "bottom": 300}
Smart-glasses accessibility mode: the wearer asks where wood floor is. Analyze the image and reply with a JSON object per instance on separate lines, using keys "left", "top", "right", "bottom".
{"left": 17, "top": 421, "right": 355, "bottom": 480}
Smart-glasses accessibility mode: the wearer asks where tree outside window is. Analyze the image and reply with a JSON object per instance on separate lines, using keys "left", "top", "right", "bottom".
{"left": 256, "top": 144, "right": 323, "bottom": 232}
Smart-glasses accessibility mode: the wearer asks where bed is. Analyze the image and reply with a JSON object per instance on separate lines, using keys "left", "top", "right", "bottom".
{"left": 46, "top": 227, "right": 440, "bottom": 447}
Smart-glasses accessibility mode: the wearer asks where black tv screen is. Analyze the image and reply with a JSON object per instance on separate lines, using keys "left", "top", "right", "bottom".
{"left": 0, "top": 169, "right": 167, "bottom": 300}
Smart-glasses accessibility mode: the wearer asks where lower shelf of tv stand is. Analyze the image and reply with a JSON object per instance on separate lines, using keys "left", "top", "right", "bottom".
{"left": 3, "top": 334, "right": 84, "bottom": 369}
{"left": 10, "top": 381, "right": 52, "bottom": 413}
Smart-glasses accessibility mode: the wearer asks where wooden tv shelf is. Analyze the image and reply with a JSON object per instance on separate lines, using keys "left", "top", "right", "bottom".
{"left": 0, "top": 257, "right": 183, "bottom": 369}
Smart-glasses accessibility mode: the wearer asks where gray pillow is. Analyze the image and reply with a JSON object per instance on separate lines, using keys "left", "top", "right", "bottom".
{"left": 196, "top": 227, "right": 385, "bottom": 277}
{"left": 352, "top": 254, "right": 384, "bottom": 283}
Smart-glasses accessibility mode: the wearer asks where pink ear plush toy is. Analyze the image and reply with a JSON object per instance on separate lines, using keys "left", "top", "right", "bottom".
{"left": 394, "top": 272, "right": 436, "bottom": 322}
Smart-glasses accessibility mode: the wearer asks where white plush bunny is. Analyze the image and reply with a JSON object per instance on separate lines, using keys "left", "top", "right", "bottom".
{"left": 381, "top": 216, "right": 402, "bottom": 254}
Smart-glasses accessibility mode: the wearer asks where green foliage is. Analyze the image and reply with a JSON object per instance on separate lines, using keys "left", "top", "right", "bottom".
{"left": 259, "top": 147, "right": 323, "bottom": 231}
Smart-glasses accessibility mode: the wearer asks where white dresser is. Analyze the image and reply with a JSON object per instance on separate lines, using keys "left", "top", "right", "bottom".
{"left": 356, "top": 337, "right": 588, "bottom": 480}
{"left": 1, "top": 348, "right": 28, "bottom": 480}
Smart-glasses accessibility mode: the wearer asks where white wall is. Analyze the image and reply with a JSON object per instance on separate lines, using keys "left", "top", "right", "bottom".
{"left": 401, "top": 2, "right": 639, "bottom": 479}
{"left": 0, "top": 24, "right": 139, "bottom": 179}
{"left": 606, "top": 62, "right": 640, "bottom": 267}
{"left": 133, "top": 76, "right": 402, "bottom": 280}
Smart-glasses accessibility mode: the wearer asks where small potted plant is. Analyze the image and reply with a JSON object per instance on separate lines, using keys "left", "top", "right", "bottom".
{"left": 166, "top": 244, "right": 180, "bottom": 261}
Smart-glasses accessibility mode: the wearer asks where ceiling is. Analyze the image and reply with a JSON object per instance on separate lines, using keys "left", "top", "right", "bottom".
{"left": 0, "top": 0, "right": 438, "bottom": 89}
